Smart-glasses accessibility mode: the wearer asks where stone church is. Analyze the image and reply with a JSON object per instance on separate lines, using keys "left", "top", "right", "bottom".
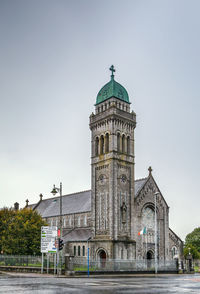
{"left": 28, "top": 66, "right": 183, "bottom": 262}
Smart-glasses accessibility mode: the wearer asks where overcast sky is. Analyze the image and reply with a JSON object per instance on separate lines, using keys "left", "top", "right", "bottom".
{"left": 0, "top": 0, "right": 200, "bottom": 241}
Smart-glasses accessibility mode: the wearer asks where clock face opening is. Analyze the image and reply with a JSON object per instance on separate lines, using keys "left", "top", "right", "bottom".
{"left": 120, "top": 174, "right": 127, "bottom": 183}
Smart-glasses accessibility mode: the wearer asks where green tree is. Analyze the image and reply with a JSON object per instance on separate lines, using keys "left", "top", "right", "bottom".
{"left": 185, "top": 227, "right": 200, "bottom": 251}
{"left": 184, "top": 244, "right": 200, "bottom": 259}
{"left": 0, "top": 207, "right": 47, "bottom": 255}
{"left": 184, "top": 227, "right": 200, "bottom": 259}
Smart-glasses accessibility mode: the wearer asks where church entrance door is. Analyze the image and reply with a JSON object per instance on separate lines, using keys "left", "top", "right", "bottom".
{"left": 98, "top": 249, "right": 106, "bottom": 268}
{"left": 147, "top": 250, "right": 153, "bottom": 270}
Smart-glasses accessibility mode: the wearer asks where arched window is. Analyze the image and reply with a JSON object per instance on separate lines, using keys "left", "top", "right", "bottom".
{"left": 122, "top": 134, "right": 125, "bottom": 153}
{"left": 100, "top": 135, "right": 104, "bottom": 154}
{"left": 172, "top": 246, "right": 178, "bottom": 259}
{"left": 105, "top": 103, "right": 107, "bottom": 110}
{"left": 101, "top": 105, "right": 103, "bottom": 112}
{"left": 127, "top": 136, "right": 130, "bottom": 154}
{"left": 83, "top": 246, "right": 85, "bottom": 256}
{"left": 119, "top": 103, "right": 121, "bottom": 109}
{"left": 78, "top": 245, "right": 81, "bottom": 256}
{"left": 95, "top": 137, "right": 99, "bottom": 156}
{"left": 105, "top": 133, "right": 109, "bottom": 153}
{"left": 117, "top": 133, "right": 120, "bottom": 152}
{"left": 84, "top": 215, "right": 87, "bottom": 226}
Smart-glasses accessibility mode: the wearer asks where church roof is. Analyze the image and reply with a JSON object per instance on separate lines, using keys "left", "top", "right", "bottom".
{"left": 96, "top": 65, "right": 130, "bottom": 105}
{"left": 32, "top": 190, "right": 91, "bottom": 218}
{"left": 29, "top": 178, "right": 148, "bottom": 218}
{"left": 135, "top": 178, "right": 148, "bottom": 196}
{"left": 63, "top": 228, "right": 93, "bottom": 242}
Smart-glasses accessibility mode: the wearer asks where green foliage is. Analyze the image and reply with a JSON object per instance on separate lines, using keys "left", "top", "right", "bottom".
{"left": 0, "top": 207, "right": 47, "bottom": 255}
{"left": 185, "top": 227, "right": 200, "bottom": 251}
{"left": 184, "top": 244, "right": 200, "bottom": 259}
{"left": 184, "top": 227, "right": 200, "bottom": 259}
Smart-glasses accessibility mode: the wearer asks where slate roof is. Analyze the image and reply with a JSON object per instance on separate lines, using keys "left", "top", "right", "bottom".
{"left": 135, "top": 178, "right": 148, "bottom": 196}
{"left": 63, "top": 228, "right": 93, "bottom": 242}
{"left": 30, "top": 178, "right": 148, "bottom": 218}
{"left": 32, "top": 190, "right": 91, "bottom": 218}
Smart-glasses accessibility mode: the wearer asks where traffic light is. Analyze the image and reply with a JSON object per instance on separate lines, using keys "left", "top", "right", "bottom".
{"left": 58, "top": 238, "right": 64, "bottom": 251}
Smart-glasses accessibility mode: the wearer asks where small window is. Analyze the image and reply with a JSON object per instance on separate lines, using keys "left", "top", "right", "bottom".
{"left": 122, "top": 134, "right": 125, "bottom": 153}
{"left": 117, "top": 133, "right": 120, "bottom": 152}
{"left": 84, "top": 215, "right": 87, "bottom": 226}
{"left": 77, "top": 216, "right": 80, "bottom": 227}
{"left": 100, "top": 135, "right": 104, "bottom": 154}
{"left": 83, "top": 246, "right": 85, "bottom": 256}
{"left": 74, "top": 246, "right": 76, "bottom": 256}
{"left": 105, "top": 133, "right": 109, "bottom": 153}
{"left": 95, "top": 137, "right": 99, "bottom": 156}
{"left": 78, "top": 245, "right": 81, "bottom": 256}
{"left": 69, "top": 217, "right": 72, "bottom": 227}
{"left": 127, "top": 136, "right": 130, "bottom": 154}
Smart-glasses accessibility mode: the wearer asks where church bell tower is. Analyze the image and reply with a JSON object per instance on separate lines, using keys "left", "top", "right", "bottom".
{"left": 89, "top": 66, "right": 136, "bottom": 251}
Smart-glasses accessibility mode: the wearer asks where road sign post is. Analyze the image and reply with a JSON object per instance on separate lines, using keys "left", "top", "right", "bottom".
{"left": 41, "top": 226, "right": 58, "bottom": 274}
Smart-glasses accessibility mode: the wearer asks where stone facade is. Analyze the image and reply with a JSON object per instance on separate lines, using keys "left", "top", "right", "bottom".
{"left": 28, "top": 68, "right": 183, "bottom": 263}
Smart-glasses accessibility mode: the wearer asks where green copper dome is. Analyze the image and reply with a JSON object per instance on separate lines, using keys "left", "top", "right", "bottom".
{"left": 96, "top": 65, "right": 130, "bottom": 105}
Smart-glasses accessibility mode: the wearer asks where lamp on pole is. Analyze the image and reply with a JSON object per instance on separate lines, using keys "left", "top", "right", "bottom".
{"left": 154, "top": 191, "right": 159, "bottom": 274}
{"left": 51, "top": 182, "right": 63, "bottom": 237}
{"left": 51, "top": 182, "right": 63, "bottom": 275}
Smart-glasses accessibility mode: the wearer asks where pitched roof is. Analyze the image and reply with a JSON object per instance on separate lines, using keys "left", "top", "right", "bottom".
{"left": 32, "top": 190, "right": 91, "bottom": 218}
{"left": 63, "top": 228, "right": 93, "bottom": 242}
{"left": 30, "top": 178, "right": 148, "bottom": 218}
{"left": 135, "top": 178, "right": 148, "bottom": 196}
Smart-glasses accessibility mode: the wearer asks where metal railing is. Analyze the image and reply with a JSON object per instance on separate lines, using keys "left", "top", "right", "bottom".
{"left": 0, "top": 254, "right": 62, "bottom": 269}
{"left": 68, "top": 258, "right": 178, "bottom": 272}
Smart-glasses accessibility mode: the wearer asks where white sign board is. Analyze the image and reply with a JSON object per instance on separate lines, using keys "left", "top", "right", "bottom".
{"left": 41, "top": 226, "right": 57, "bottom": 253}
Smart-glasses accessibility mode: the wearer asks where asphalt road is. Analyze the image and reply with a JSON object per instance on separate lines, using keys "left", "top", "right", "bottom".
{"left": 0, "top": 273, "right": 200, "bottom": 293}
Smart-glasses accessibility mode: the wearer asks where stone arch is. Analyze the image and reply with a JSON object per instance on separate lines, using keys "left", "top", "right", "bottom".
{"left": 171, "top": 246, "right": 178, "bottom": 259}
{"left": 96, "top": 248, "right": 108, "bottom": 268}
{"left": 141, "top": 201, "right": 160, "bottom": 219}
{"left": 147, "top": 249, "right": 154, "bottom": 259}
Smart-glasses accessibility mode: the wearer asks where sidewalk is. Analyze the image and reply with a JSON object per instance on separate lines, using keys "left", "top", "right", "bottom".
{"left": 0, "top": 270, "right": 184, "bottom": 279}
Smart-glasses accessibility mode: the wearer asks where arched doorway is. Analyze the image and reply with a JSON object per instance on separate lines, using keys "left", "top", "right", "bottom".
{"left": 147, "top": 250, "right": 153, "bottom": 260}
{"left": 98, "top": 249, "right": 107, "bottom": 268}
{"left": 146, "top": 250, "right": 154, "bottom": 269}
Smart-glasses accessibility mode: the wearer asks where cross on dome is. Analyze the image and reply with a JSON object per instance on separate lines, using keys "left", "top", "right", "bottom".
{"left": 109, "top": 65, "right": 115, "bottom": 79}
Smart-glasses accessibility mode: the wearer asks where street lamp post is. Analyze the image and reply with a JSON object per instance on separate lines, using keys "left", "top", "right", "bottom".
{"left": 87, "top": 237, "right": 91, "bottom": 278}
{"left": 154, "top": 191, "right": 159, "bottom": 274}
{"left": 51, "top": 182, "right": 63, "bottom": 275}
